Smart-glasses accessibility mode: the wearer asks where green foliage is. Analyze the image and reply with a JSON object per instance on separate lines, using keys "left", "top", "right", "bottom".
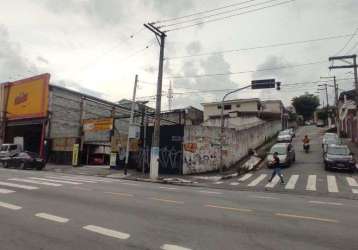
{"left": 292, "top": 94, "right": 320, "bottom": 120}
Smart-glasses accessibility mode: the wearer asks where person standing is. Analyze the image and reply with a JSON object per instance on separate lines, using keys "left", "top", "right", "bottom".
{"left": 268, "top": 152, "right": 284, "bottom": 184}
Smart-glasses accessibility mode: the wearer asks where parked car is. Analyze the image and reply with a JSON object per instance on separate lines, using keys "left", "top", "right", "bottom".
{"left": 316, "top": 120, "right": 325, "bottom": 127}
{"left": 267, "top": 143, "right": 295, "bottom": 168}
{"left": 322, "top": 133, "right": 340, "bottom": 153}
{"left": 277, "top": 130, "right": 293, "bottom": 142}
{"left": 0, "top": 151, "right": 45, "bottom": 170}
{"left": 287, "top": 128, "right": 295, "bottom": 138}
{"left": 0, "top": 143, "right": 22, "bottom": 159}
{"left": 324, "top": 144, "right": 356, "bottom": 172}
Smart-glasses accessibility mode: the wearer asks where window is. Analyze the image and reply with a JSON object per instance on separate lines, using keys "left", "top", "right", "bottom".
{"left": 9, "top": 145, "right": 18, "bottom": 150}
{"left": 224, "top": 105, "right": 232, "bottom": 110}
{"left": 236, "top": 104, "right": 241, "bottom": 108}
{"left": 217, "top": 105, "right": 222, "bottom": 109}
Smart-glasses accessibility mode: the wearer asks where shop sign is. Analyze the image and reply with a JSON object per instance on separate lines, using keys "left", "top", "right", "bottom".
{"left": 6, "top": 74, "right": 50, "bottom": 120}
{"left": 83, "top": 117, "right": 113, "bottom": 132}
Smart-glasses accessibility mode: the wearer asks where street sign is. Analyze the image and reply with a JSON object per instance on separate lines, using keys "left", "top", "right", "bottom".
{"left": 251, "top": 79, "right": 276, "bottom": 89}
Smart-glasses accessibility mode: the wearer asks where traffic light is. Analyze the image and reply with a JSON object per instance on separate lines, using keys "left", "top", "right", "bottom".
{"left": 276, "top": 82, "right": 281, "bottom": 90}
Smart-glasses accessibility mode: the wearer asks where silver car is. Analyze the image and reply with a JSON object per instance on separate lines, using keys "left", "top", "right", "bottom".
{"left": 267, "top": 143, "right": 296, "bottom": 168}
{"left": 277, "top": 130, "right": 293, "bottom": 142}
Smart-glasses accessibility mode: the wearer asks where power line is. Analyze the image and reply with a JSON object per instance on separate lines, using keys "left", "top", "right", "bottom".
{"left": 160, "top": 0, "right": 281, "bottom": 28}
{"left": 334, "top": 27, "right": 358, "bottom": 55}
{"left": 165, "top": 0, "right": 295, "bottom": 32}
{"left": 153, "top": 0, "right": 257, "bottom": 24}
{"left": 165, "top": 33, "right": 354, "bottom": 60}
{"left": 165, "top": 60, "right": 327, "bottom": 79}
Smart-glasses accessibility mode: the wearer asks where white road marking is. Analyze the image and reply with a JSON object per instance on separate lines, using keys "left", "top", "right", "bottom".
{"left": 198, "top": 190, "right": 222, "bottom": 195}
{"left": 58, "top": 176, "right": 113, "bottom": 183}
{"left": 0, "top": 201, "right": 22, "bottom": 210}
{"left": 327, "top": 176, "right": 339, "bottom": 193}
{"left": 346, "top": 177, "right": 358, "bottom": 187}
{"left": 83, "top": 225, "right": 130, "bottom": 240}
{"left": 8, "top": 178, "right": 62, "bottom": 187}
{"left": 238, "top": 173, "right": 253, "bottom": 182}
{"left": 214, "top": 181, "right": 223, "bottom": 185}
{"left": 250, "top": 195, "right": 280, "bottom": 200}
{"left": 265, "top": 176, "right": 280, "bottom": 188}
{"left": 159, "top": 187, "right": 178, "bottom": 190}
{"left": 306, "top": 175, "right": 316, "bottom": 191}
{"left": 0, "top": 188, "right": 15, "bottom": 194}
{"left": 309, "top": 201, "right": 343, "bottom": 206}
{"left": 230, "top": 182, "right": 239, "bottom": 186}
{"left": 0, "top": 181, "right": 38, "bottom": 190}
{"left": 248, "top": 174, "right": 267, "bottom": 187}
{"left": 161, "top": 244, "right": 192, "bottom": 250}
{"left": 45, "top": 176, "right": 97, "bottom": 183}
{"left": 353, "top": 189, "right": 358, "bottom": 194}
{"left": 35, "top": 213, "right": 69, "bottom": 223}
{"left": 276, "top": 213, "right": 338, "bottom": 223}
{"left": 30, "top": 178, "right": 81, "bottom": 185}
{"left": 285, "top": 175, "right": 299, "bottom": 190}
{"left": 120, "top": 182, "right": 140, "bottom": 186}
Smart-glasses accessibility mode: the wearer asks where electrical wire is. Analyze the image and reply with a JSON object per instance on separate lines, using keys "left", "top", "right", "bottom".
{"left": 165, "top": 60, "right": 327, "bottom": 79}
{"left": 153, "top": 0, "right": 257, "bottom": 24}
{"left": 160, "top": 0, "right": 281, "bottom": 28}
{"left": 334, "top": 27, "right": 358, "bottom": 55}
{"left": 165, "top": 0, "right": 294, "bottom": 32}
{"left": 165, "top": 33, "right": 355, "bottom": 60}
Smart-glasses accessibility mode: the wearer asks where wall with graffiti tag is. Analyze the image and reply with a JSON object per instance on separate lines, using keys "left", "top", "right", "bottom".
{"left": 182, "top": 121, "right": 281, "bottom": 174}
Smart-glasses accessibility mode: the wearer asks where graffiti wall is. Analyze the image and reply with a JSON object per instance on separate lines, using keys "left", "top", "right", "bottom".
{"left": 182, "top": 121, "right": 281, "bottom": 174}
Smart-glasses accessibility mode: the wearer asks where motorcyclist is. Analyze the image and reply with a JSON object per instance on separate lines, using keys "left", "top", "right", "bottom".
{"left": 302, "top": 135, "right": 310, "bottom": 151}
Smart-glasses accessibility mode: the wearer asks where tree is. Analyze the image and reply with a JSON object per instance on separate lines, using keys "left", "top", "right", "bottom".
{"left": 292, "top": 94, "right": 320, "bottom": 121}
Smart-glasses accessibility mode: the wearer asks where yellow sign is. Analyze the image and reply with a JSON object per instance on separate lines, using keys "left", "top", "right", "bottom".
{"left": 72, "top": 144, "right": 79, "bottom": 166}
{"left": 83, "top": 117, "right": 113, "bottom": 132}
{"left": 6, "top": 74, "right": 49, "bottom": 120}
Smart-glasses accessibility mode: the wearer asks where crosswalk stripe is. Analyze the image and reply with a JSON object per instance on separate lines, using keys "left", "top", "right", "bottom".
{"left": 8, "top": 178, "right": 62, "bottom": 187}
{"left": 45, "top": 176, "right": 98, "bottom": 183}
{"left": 248, "top": 174, "right": 267, "bottom": 187}
{"left": 35, "top": 213, "right": 69, "bottom": 223}
{"left": 285, "top": 175, "right": 299, "bottom": 190}
{"left": 238, "top": 173, "right": 253, "bottom": 182}
{"left": 306, "top": 175, "right": 317, "bottom": 191}
{"left": 161, "top": 244, "right": 192, "bottom": 250}
{"left": 0, "top": 181, "right": 38, "bottom": 190}
{"left": 265, "top": 176, "right": 280, "bottom": 188}
{"left": 230, "top": 182, "right": 239, "bottom": 186}
{"left": 30, "top": 178, "right": 81, "bottom": 185}
{"left": 55, "top": 175, "right": 112, "bottom": 183}
{"left": 346, "top": 177, "right": 358, "bottom": 187}
{"left": 214, "top": 181, "right": 223, "bottom": 185}
{"left": 0, "top": 188, "right": 15, "bottom": 194}
{"left": 0, "top": 201, "right": 22, "bottom": 210}
{"left": 327, "top": 176, "right": 339, "bottom": 193}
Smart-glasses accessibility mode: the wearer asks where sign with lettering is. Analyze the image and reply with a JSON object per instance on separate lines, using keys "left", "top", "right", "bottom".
{"left": 6, "top": 74, "right": 50, "bottom": 120}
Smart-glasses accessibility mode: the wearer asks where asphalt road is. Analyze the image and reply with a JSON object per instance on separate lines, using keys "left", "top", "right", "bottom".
{"left": 0, "top": 161, "right": 358, "bottom": 250}
{"left": 192, "top": 126, "right": 358, "bottom": 200}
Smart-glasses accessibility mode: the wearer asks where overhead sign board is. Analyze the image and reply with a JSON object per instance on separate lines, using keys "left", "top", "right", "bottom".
{"left": 6, "top": 74, "right": 50, "bottom": 120}
{"left": 83, "top": 117, "right": 113, "bottom": 132}
{"left": 251, "top": 79, "right": 276, "bottom": 89}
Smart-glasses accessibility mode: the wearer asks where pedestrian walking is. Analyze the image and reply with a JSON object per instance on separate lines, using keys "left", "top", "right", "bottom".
{"left": 268, "top": 152, "right": 284, "bottom": 184}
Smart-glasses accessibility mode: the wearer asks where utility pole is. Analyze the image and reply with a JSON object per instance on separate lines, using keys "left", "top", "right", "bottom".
{"left": 124, "top": 74, "right": 138, "bottom": 175}
{"left": 317, "top": 83, "right": 329, "bottom": 126}
{"left": 168, "top": 81, "right": 173, "bottom": 111}
{"left": 321, "top": 76, "right": 340, "bottom": 136}
{"left": 329, "top": 55, "right": 358, "bottom": 106}
{"left": 144, "top": 23, "right": 166, "bottom": 180}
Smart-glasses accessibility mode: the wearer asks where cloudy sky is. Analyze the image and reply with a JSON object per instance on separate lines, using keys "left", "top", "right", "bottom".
{"left": 0, "top": 0, "right": 357, "bottom": 109}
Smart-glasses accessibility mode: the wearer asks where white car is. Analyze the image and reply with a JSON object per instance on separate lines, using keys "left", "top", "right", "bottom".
{"left": 267, "top": 143, "right": 296, "bottom": 168}
{"left": 277, "top": 130, "right": 293, "bottom": 142}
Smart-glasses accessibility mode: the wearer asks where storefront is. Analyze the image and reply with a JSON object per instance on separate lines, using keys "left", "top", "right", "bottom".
{"left": 3, "top": 74, "right": 49, "bottom": 157}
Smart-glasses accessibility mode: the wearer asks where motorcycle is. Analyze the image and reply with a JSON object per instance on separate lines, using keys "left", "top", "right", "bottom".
{"left": 303, "top": 143, "right": 310, "bottom": 153}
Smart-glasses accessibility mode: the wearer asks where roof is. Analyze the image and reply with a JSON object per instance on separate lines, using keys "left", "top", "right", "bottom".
{"left": 201, "top": 98, "right": 261, "bottom": 106}
{"left": 339, "top": 90, "right": 356, "bottom": 101}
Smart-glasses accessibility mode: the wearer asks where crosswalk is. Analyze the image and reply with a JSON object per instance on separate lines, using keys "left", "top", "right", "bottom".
{"left": 0, "top": 175, "right": 113, "bottom": 195}
{"left": 215, "top": 173, "right": 358, "bottom": 195}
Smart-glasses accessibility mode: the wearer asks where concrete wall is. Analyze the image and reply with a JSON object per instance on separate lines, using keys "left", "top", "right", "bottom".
{"left": 203, "top": 101, "right": 260, "bottom": 121}
{"left": 262, "top": 101, "right": 282, "bottom": 113}
{"left": 182, "top": 121, "right": 281, "bottom": 174}
{"left": 202, "top": 116, "right": 265, "bottom": 131}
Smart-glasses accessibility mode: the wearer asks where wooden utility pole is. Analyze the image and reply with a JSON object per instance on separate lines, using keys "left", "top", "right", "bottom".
{"left": 144, "top": 23, "right": 166, "bottom": 180}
